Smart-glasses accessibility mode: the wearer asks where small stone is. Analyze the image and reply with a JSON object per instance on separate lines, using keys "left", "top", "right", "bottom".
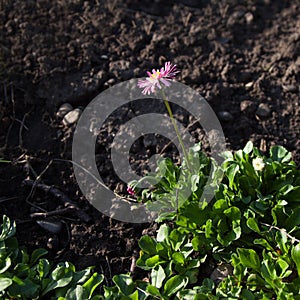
{"left": 256, "top": 103, "right": 271, "bottom": 117}
{"left": 36, "top": 219, "right": 62, "bottom": 234}
{"left": 104, "top": 78, "right": 115, "bottom": 86}
{"left": 100, "top": 55, "right": 109, "bottom": 60}
{"left": 210, "top": 263, "right": 233, "bottom": 285}
{"left": 245, "top": 81, "right": 254, "bottom": 89}
{"left": 245, "top": 12, "right": 254, "bottom": 24}
{"left": 218, "top": 111, "right": 233, "bottom": 122}
{"left": 62, "top": 108, "right": 82, "bottom": 126}
{"left": 282, "top": 84, "right": 297, "bottom": 93}
{"left": 56, "top": 103, "right": 73, "bottom": 118}
{"left": 240, "top": 100, "right": 256, "bottom": 114}
{"left": 47, "top": 236, "right": 60, "bottom": 250}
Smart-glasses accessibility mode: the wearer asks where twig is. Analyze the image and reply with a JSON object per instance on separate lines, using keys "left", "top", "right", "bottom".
{"left": 130, "top": 255, "right": 136, "bottom": 273}
{"left": 54, "top": 158, "right": 138, "bottom": 203}
{"left": 18, "top": 111, "right": 31, "bottom": 148}
{"left": 4, "top": 85, "right": 15, "bottom": 148}
{"left": 0, "top": 196, "right": 19, "bottom": 203}
{"left": 22, "top": 179, "right": 91, "bottom": 223}
{"left": 99, "top": 263, "right": 110, "bottom": 287}
{"left": 260, "top": 222, "right": 300, "bottom": 244}
{"left": 105, "top": 255, "right": 112, "bottom": 284}
{"left": 30, "top": 207, "right": 76, "bottom": 219}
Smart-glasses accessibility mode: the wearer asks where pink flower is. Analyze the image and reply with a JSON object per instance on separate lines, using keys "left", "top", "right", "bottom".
{"left": 127, "top": 186, "right": 135, "bottom": 195}
{"left": 137, "top": 62, "right": 179, "bottom": 95}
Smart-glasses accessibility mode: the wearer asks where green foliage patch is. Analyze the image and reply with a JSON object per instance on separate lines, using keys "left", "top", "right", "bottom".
{"left": 1, "top": 142, "right": 300, "bottom": 299}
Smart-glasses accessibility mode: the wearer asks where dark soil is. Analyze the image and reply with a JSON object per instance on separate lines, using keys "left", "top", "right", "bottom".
{"left": 0, "top": 0, "right": 299, "bottom": 284}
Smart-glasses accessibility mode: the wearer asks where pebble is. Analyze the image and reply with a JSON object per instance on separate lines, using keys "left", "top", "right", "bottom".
{"left": 210, "top": 263, "right": 233, "bottom": 284}
{"left": 282, "top": 84, "right": 297, "bottom": 93}
{"left": 62, "top": 108, "right": 82, "bottom": 126}
{"left": 245, "top": 12, "right": 254, "bottom": 25}
{"left": 245, "top": 81, "right": 254, "bottom": 89}
{"left": 240, "top": 100, "right": 256, "bottom": 114}
{"left": 56, "top": 103, "right": 73, "bottom": 118}
{"left": 256, "top": 103, "right": 271, "bottom": 117}
{"left": 218, "top": 111, "right": 233, "bottom": 122}
{"left": 47, "top": 236, "right": 60, "bottom": 250}
{"left": 36, "top": 219, "right": 62, "bottom": 234}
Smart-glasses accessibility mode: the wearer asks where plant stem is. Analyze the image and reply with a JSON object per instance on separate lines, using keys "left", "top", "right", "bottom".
{"left": 160, "top": 88, "right": 191, "bottom": 171}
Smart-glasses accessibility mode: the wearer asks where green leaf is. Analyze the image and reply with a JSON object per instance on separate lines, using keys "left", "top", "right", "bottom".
{"left": 82, "top": 273, "right": 104, "bottom": 298}
{"left": 224, "top": 206, "right": 241, "bottom": 220}
{"left": 246, "top": 218, "right": 260, "bottom": 233}
{"left": 275, "top": 258, "right": 290, "bottom": 278}
{"left": 30, "top": 248, "right": 48, "bottom": 266}
{"left": 146, "top": 285, "right": 161, "bottom": 297}
{"left": 243, "top": 141, "right": 253, "bottom": 154}
{"left": 13, "top": 263, "right": 30, "bottom": 278}
{"left": 157, "top": 224, "right": 169, "bottom": 242}
{"left": 226, "top": 163, "right": 239, "bottom": 189}
{"left": 164, "top": 275, "right": 188, "bottom": 296}
{"left": 0, "top": 277, "right": 12, "bottom": 292}
{"left": 112, "top": 274, "right": 134, "bottom": 296}
{"left": 145, "top": 255, "right": 161, "bottom": 268}
{"left": 0, "top": 215, "right": 16, "bottom": 241}
{"left": 0, "top": 257, "right": 11, "bottom": 273}
{"left": 37, "top": 259, "right": 50, "bottom": 279}
{"left": 291, "top": 243, "right": 300, "bottom": 277}
{"left": 261, "top": 259, "right": 277, "bottom": 282}
{"left": 237, "top": 248, "right": 260, "bottom": 271}
{"left": 42, "top": 264, "right": 74, "bottom": 295}
{"left": 169, "top": 229, "right": 186, "bottom": 251}
{"left": 172, "top": 252, "right": 185, "bottom": 265}
{"left": 150, "top": 265, "right": 165, "bottom": 289}
{"left": 8, "top": 276, "right": 39, "bottom": 298}
{"left": 139, "top": 236, "right": 157, "bottom": 256}
{"left": 283, "top": 207, "right": 300, "bottom": 231}
{"left": 191, "top": 174, "right": 200, "bottom": 192}
{"left": 284, "top": 186, "right": 300, "bottom": 202}
{"left": 65, "top": 285, "right": 86, "bottom": 300}
{"left": 205, "top": 219, "right": 213, "bottom": 238}
{"left": 240, "top": 289, "right": 255, "bottom": 300}
{"left": 253, "top": 238, "right": 274, "bottom": 251}
{"left": 270, "top": 146, "right": 291, "bottom": 162}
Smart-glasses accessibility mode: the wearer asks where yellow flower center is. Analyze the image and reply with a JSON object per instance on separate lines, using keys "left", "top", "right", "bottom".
{"left": 151, "top": 71, "right": 160, "bottom": 79}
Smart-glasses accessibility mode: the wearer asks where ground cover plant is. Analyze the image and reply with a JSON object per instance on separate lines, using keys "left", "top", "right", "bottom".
{"left": 1, "top": 141, "right": 300, "bottom": 299}
{"left": 0, "top": 1, "right": 299, "bottom": 299}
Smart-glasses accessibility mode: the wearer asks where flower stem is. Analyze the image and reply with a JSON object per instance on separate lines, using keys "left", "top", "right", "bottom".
{"left": 160, "top": 88, "right": 191, "bottom": 171}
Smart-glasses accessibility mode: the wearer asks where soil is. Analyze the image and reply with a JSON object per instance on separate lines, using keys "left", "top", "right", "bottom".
{"left": 0, "top": 0, "right": 299, "bottom": 285}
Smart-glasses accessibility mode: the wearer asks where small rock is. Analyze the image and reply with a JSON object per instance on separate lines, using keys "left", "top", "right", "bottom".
{"left": 47, "top": 236, "right": 60, "bottom": 250}
{"left": 256, "top": 103, "right": 271, "bottom": 117}
{"left": 282, "top": 84, "right": 297, "bottom": 93}
{"left": 104, "top": 78, "right": 116, "bottom": 86}
{"left": 210, "top": 263, "right": 233, "bottom": 285}
{"left": 245, "top": 12, "right": 254, "bottom": 24}
{"left": 218, "top": 111, "right": 233, "bottom": 122}
{"left": 36, "top": 219, "right": 62, "bottom": 234}
{"left": 240, "top": 100, "right": 256, "bottom": 114}
{"left": 56, "top": 103, "right": 73, "bottom": 118}
{"left": 62, "top": 108, "right": 82, "bottom": 126}
{"left": 245, "top": 81, "right": 254, "bottom": 89}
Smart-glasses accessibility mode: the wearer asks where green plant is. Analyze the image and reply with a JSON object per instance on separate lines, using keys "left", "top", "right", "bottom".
{"left": 131, "top": 142, "right": 300, "bottom": 298}
{"left": 1, "top": 142, "right": 300, "bottom": 299}
{"left": 0, "top": 215, "right": 104, "bottom": 299}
